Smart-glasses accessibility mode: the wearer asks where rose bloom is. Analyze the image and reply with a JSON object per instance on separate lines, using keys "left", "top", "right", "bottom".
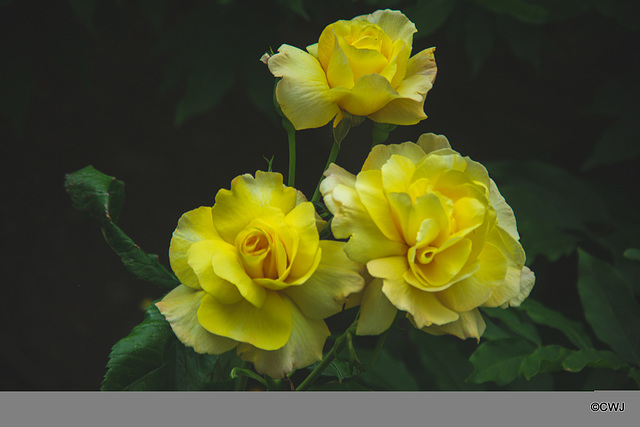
{"left": 320, "top": 134, "right": 535, "bottom": 339}
{"left": 156, "top": 171, "right": 364, "bottom": 378}
{"left": 267, "top": 9, "right": 437, "bottom": 130}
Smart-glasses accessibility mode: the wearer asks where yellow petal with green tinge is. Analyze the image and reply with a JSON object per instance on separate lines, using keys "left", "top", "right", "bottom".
{"left": 356, "top": 277, "right": 398, "bottom": 336}
{"left": 156, "top": 285, "right": 238, "bottom": 354}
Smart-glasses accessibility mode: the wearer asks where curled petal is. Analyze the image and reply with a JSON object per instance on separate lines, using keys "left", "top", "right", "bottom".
{"left": 269, "top": 44, "right": 340, "bottom": 130}
{"left": 417, "top": 309, "right": 486, "bottom": 341}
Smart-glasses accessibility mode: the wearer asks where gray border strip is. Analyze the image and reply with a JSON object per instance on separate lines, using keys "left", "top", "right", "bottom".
{"left": 1, "top": 391, "right": 638, "bottom": 427}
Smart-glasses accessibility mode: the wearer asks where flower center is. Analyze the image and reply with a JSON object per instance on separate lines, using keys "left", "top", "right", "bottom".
{"left": 236, "top": 226, "right": 288, "bottom": 280}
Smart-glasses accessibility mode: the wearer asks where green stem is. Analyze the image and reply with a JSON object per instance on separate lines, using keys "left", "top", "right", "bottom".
{"left": 296, "top": 314, "right": 359, "bottom": 391}
{"left": 233, "top": 361, "right": 252, "bottom": 391}
{"left": 283, "top": 117, "right": 296, "bottom": 187}
{"left": 311, "top": 139, "right": 341, "bottom": 203}
{"left": 371, "top": 123, "right": 397, "bottom": 147}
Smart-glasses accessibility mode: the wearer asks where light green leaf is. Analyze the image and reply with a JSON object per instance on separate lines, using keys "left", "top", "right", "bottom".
{"left": 518, "top": 299, "right": 593, "bottom": 350}
{"left": 481, "top": 307, "right": 541, "bottom": 345}
{"left": 468, "top": 338, "right": 538, "bottom": 386}
{"left": 519, "top": 345, "right": 571, "bottom": 380}
{"left": 405, "top": 0, "right": 457, "bottom": 38}
{"left": 577, "top": 249, "right": 640, "bottom": 366}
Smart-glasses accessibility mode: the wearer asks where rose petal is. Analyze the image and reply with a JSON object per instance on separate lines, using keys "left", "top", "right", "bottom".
{"left": 356, "top": 278, "right": 398, "bottom": 336}
{"left": 169, "top": 206, "right": 221, "bottom": 290}
{"left": 156, "top": 285, "right": 237, "bottom": 354}
{"left": 269, "top": 44, "right": 340, "bottom": 130}
{"left": 283, "top": 241, "right": 364, "bottom": 320}
{"left": 198, "top": 291, "right": 292, "bottom": 351}
{"left": 236, "top": 296, "right": 330, "bottom": 379}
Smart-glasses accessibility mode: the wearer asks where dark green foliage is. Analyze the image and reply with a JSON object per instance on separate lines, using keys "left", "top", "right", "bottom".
{"left": 65, "top": 166, "right": 180, "bottom": 289}
{"left": 577, "top": 249, "right": 640, "bottom": 366}
{"left": 102, "top": 304, "right": 241, "bottom": 391}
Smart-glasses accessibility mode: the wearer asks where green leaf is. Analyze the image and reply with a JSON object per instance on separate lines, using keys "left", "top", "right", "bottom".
{"left": 357, "top": 347, "right": 420, "bottom": 391}
{"left": 582, "top": 106, "right": 640, "bottom": 170}
{"left": 410, "top": 329, "right": 486, "bottom": 390}
{"left": 577, "top": 249, "right": 640, "bottom": 366}
{"left": 277, "top": 0, "right": 309, "bottom": 20}
{"left": 481, "top": 307, "right": 541, "bottom": 345}
{"left": 65, "top": 166, "right": 180, "bottom": 289}
{"left": 468, "top": 338, "right": 538, "bottom": 386}
{"left": 624, "top": 248, "right": 640, "bottom": 262}
{"left": 562, "top": 348, "right": 628, "bottom": 373}
{"left": 102, "top": 303, "right": 176, "bottom": 390}
{"left": 518, "top": 299, "right": 593, "bottom": 350}
{"left": 405, "top": 0, "right": 457, "bottom": 38}
{"left": 65, "top": 166, "right": 124, "bottom": 227}
{"left": 589, "top": 0, "right": 640, "bottom": 31}
{"left": 586, "top": 67, "right": 640, "bottom": 116}
{"left": 519, "top": 345, "right": 571, "bottom": 380}
{"left": 464, "top": 6, "right": 496, "bottom": 75}
{"left": 472, "top": 0, "right": 548, "bottom": 23}
{"left": 495, "top": 17, "right": 542, "bottom": 72}
{"left": 487, "top": 161, "right": 612, "bottom": 263}
{"left": 175, "top": 50, "right": 236, "bottom": 126}
{"left": 103, "top": 304, "right": 240, "bottom": 390}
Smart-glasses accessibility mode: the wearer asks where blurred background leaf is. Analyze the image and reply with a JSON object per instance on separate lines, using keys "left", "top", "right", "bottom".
{"left": 577, "top": 249, "right": 640, "bottom": 367}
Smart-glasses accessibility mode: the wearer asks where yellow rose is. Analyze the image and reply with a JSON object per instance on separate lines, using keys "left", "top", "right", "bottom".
{"left": 267, "top": 9, "right": 437, "bottom": 130}
{"left": 156, "top": 171, "right": 364, "bottom": 378}
{"left": 320, "top": 134, "right": 535, "bottom": 340}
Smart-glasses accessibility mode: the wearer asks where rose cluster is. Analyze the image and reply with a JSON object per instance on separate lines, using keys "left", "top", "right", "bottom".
{"left": 156, "top": 9, "right": 534, "bottom": 379}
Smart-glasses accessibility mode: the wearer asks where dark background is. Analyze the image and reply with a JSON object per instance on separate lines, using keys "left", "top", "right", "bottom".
{"left": 1, "top": 0, "right": 638, "bottom": 390}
